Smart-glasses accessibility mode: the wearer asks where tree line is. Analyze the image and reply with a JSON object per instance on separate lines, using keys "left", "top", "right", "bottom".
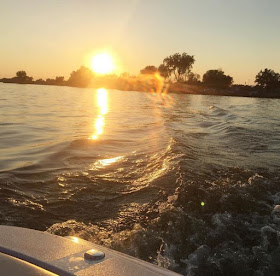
{"left": 140, "top": 52, "right": 280, "bottom": 91}
{"left": 140, "top": 53, "right": 232, "bottom": 88}
{"left": 0, "top": 67, "right": 92, "bottom": 87}
{"left": 1, "top": 52, "right": 280, "bottom": 94}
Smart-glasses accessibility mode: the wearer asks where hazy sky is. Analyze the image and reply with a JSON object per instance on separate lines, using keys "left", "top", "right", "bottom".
{"left": 1, "top": 0, "right": 280, "bottom": 84}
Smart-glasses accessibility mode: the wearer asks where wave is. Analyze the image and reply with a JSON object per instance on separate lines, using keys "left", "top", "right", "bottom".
{"left": 47, "top": 168, "right": 280, "bottom": 275}
{"left": 1, "top": 87, "right": 280, "bottom": 275}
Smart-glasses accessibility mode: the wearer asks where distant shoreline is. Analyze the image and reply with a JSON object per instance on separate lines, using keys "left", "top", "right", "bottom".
{"left": 1, "top": 79, "right": 280, "bottom": 100}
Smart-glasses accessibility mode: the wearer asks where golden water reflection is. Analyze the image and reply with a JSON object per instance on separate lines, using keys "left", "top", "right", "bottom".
{"left": 89, "top": 156, "right": 124, "bottom": 170}
{"left": 90, "top": 88, "right": 108, "bottom": 140}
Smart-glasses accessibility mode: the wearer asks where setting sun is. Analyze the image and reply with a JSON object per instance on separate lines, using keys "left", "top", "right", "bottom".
{"left": 91, "top": 53, "right": 115, "bottom": 74}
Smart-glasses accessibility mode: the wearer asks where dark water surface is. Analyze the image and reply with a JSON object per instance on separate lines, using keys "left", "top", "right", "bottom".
{"left": 1, "top": 83, "right": 280, "bottom": 275}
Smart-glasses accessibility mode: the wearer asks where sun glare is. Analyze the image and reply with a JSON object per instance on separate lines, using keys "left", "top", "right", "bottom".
{"left": 91, "top": 53, "right": 115, "bottom": 74}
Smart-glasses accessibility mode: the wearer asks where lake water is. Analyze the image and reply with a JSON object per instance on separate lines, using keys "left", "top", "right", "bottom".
{"left": 1, "top": 83, "right": 280, "bottom": 275}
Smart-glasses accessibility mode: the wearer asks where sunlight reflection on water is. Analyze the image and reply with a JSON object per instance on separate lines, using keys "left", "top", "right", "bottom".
{"left": 90, "top": 88, "right": 108, "bottom": 140}
{"left": 89, "top": 156, "right": 124, "bottom": 170}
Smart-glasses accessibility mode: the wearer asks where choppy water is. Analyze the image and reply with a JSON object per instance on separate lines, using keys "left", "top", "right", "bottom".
{"left": 1, "top": 83, "right": 280, "bottom": 275}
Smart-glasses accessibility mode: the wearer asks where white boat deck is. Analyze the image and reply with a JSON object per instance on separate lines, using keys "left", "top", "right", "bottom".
{"left": 0, "top": 225, "right": 181, "bottom": 276}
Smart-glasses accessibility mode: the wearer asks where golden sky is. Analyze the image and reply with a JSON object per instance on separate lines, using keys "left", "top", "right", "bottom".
{"left": 1, "top": 0, "right": 280, "bottom": 85}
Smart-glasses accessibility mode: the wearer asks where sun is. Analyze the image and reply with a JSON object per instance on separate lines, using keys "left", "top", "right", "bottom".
{"left": 91, "top": 53, "right": 115, "bottom": 74}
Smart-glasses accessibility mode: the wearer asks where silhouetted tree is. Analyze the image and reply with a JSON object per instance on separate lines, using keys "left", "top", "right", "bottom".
{"left": 15, "top": 71, "right": 33, "bottom": 83}
{"left": 35, "top": 79, "right": 45, "bottom": 85}
{"left": 186, "top": 72, "right": 201, "bottom": 84}
{"left": 163, "top": 53, "right": 195, "bottom": 82}
{"left": 45, "top": 78, "right": 56, "bottom": 85}
{"left": 203, "top": 69, "right": 233, "bottom": 89}
{"left": 255, "top": 68, "right": 280, "bottom": 89}
{"left": 16, "top": 71, "right": 27, "bottom": 79}
{"left": 158, "top": 64, "right": 169, "bottom": 79}
{"left": 140, "top": 65, "right": 158, "bottom": 75}
{"left": 67, "top": 66, "right": 94, "bottom": 87}
{"left": 55, "top": 76, "right": 65, "bottom": 85}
